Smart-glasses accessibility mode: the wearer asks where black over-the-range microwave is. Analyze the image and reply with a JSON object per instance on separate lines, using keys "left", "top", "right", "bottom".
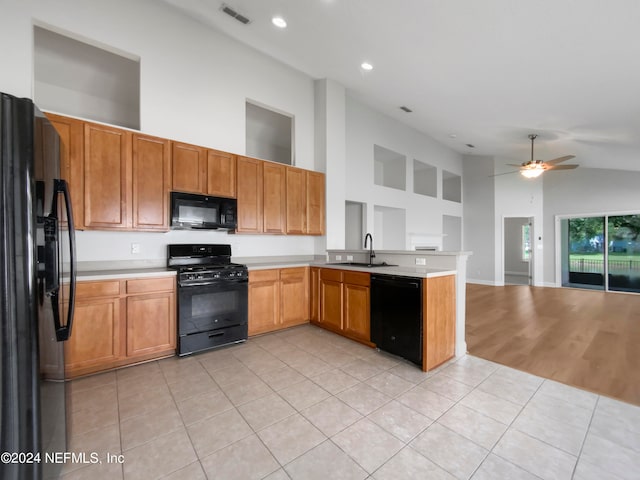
{"left": 170, "top": 191, "right": 237, "bottom": 230}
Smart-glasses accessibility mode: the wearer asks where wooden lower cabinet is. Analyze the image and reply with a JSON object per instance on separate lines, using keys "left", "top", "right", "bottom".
{"left": 64, "top": 276, "right": 176, "bottom": 378}
{"left": 127, "top": 292, "right": 176, "bottom": 358}
{"left": 248, "top": 267, "right": 309, "bottom": 335}
{"left": 65, "top": 296, "right": 123, "bottom": 374}
{"left": 423, "top": 275, "right": 456, "bottom": 371}
{"left": 316, "top": 268, "right": 372, "bottom": 345}
{"left": 343, "top": 272, "right": 370, "bottom": 342}
{"left": 319, "top": 269, "right": 344, "bottom": 331}
{"left": 309, "top": 267, "right": 320, "bottom": 322}
{"left": 248, "top": 269, "right": 280, "bottom": 335}
{"left": 280, "top": 268, "right": 309, "bottom": 328}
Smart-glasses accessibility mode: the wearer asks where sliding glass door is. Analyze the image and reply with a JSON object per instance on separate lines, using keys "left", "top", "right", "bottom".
{"left": 562, "top": 214, "right": 640, "bottom": 293}
{"left": 608, "top": 214, "right": 640, "bottom": 293}
{"left": 566, "top": 216, "right": 605, "bottom": 290}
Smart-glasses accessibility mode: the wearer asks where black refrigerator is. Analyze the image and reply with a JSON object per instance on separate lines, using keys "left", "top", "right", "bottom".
{"left": 0, "top": 92, "right": 76, "bottom": 479}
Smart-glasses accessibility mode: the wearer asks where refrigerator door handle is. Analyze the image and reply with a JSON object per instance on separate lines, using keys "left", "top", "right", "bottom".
{"left": 49, "top": 178, "right": 76, "bottom": 341}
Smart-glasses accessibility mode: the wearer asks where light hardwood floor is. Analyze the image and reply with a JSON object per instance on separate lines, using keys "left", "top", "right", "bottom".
{"left": 466, "top": 283, "right": 640, "bottom": 406}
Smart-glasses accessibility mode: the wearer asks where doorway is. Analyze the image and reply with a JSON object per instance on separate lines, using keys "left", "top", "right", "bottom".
{"left": 504, "top": 217, "right": 532, "bottom": 285}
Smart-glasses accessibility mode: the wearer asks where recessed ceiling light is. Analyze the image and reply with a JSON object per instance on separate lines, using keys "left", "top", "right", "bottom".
{"left": 449, "top": 134, "right": 457, "bottom": 139}
{"left": 360, "top": 62, "right": 373, "bottom": 71}
{"left": 272, "top": 16, "right": 287, "bottom": 28}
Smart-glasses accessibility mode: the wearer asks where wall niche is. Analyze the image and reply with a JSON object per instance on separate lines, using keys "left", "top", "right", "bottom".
{"left": 34, "top": 26, "right": 140, "bottom": 129}
{"left": 374, "top": 145, "right": 406, "bottom": 191}
{"left": 442, "top": 169, "right": 462, "bottom": 203}
{"left": 413, "top": 159, "right": 437, "bottom": 197}
{"left": 245, "top": 101, "right": 293, "bottom": 165}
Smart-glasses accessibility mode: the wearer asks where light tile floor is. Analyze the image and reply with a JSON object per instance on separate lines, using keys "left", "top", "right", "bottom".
{"left": 62, "top": 324, "right": 640, "bottom": 480}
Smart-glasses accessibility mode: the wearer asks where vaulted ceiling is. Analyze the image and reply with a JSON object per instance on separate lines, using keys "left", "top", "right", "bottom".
{"left": 163, "top": 0, "right": 640, "bottom": 171}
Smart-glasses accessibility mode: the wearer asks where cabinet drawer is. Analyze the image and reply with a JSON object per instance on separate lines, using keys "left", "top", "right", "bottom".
{"left": 320, "top": 268, "right": 343, "bottom": 282}
{"left": 249, "top": 269, "right": 280, "bottom": 283}
{"left": 280, "top": 267, "right": 308, "bottom": 281}
{"left": 76, "top": 281, "right": 121, "bottom": 299}
{"left": 344, "top": 271, "right": 370, "bottom": 287}
{"left": 126, "top": 277, "right": 175, "bottom": 294}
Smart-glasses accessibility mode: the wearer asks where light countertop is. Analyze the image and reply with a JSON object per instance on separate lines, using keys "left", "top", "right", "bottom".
{"left": 75, "top": 268, "right": 176, "bottom": 282}
{"left": 73, "top": 260, "right": 456, "bottom": 282}
{"left": 246, "top": 260, "right": 455, "bottom": 279}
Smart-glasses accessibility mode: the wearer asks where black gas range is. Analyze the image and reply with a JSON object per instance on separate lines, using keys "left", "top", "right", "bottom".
{"left": 168, "top": 244, "right": 248, "bottom": 356}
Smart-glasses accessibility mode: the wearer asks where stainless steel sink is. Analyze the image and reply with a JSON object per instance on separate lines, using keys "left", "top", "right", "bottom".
{"left": 331, "top": 262, "right": 397, "bottom": 268}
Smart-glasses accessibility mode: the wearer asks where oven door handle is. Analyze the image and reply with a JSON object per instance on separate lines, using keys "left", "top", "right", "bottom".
{"left": 179, "top": 279, "right": 248, "bottom": 288}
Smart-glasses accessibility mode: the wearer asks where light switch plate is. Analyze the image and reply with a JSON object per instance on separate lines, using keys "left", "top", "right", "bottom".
{"left": 131, "top": 243, "right": 140, "bottom": 254}
{"left": 415, "top": 257, "right": 426, "bottom": 265}
{"left": 347, "top": 255, "right": 354, "bottom": 261}
{"left": 336, "top": 255, "right": 342, "bottom": 261}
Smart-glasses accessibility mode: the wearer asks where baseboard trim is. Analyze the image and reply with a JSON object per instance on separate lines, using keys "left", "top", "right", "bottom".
{"left": 466, "top": 279, "right": 498, "bottom": 286}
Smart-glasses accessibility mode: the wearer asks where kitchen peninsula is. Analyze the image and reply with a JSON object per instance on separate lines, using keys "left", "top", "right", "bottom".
{"left": 242, "top": 249, "right": 469, "bottom": 373}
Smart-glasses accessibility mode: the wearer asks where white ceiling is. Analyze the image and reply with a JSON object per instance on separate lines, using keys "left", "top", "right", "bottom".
{"left": 162, "top": 0, "right": 640, "bottom": 170}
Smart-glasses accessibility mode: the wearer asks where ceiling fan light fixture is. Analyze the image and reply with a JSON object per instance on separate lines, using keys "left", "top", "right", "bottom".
{"left": 520, "top": 167, "right": 544, "bottom": 178}
{"left": 272, "top": 16, "right": 287, "bottom": 28}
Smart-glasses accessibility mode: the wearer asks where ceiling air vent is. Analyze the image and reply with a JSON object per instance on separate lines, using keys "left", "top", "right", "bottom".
{"left": 400, "top": 106, "right": 413, "bottom": 113}
{"left": 221, "top": 4, "right": 251, "bottom": 25}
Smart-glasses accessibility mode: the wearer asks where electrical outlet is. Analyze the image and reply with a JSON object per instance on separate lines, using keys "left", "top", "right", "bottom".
{"left": 131, "top": 243, "right": 140, "bottom": 254}
{"left": 347, "top": 255, "right": 354, "bottom": 261}
{"left": 336, "top": 255, "right": 342, "bottom": 261}
{"left": 415, "top": 257, "right": 426, "bottom": 266}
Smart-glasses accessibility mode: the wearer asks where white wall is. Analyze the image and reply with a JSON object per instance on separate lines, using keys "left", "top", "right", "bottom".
{"left": 0, "top": 0, "right": 318, "bottom": 262}
{"left": 345, "top": 96, "right": 463, "bottom": 250}
{"left": 74, "top": 230, "right": 317, "bottom": 264}
{"left": 462, "top": 156, "right": 495, "bottom": 283}
{"left": 542, "top": 167, "right": 640, "bottom": 286}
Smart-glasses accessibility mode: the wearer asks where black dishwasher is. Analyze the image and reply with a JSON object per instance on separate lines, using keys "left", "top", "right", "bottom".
{"left": 370, "top": 274, "right": 423, "bottom": 366}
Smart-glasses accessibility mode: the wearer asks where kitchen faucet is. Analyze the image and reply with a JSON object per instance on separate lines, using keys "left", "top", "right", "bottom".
{"left": 364, "top": 233, "right": 375, "bottom": 265}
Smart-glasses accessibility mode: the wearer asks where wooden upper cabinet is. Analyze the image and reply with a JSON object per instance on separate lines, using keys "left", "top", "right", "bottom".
{"left": 236, "top": 156, "right": 264, "bottom": 233}
{"left": 207, "top": 149, "right": 236, "bottom": 198}
{"left": 45, "top": 113, "right": 85, "bottom": 229}
{"left": 306, "top": 171, "right": 325, "bottom": 235}
{"left": 286, "top": 167, "right": 306, "bottom": 235}
{"left": 263, "top": 162, "right": 287, "bottom": 234}
{"left": 132, "top": 134, "right": 170, "bottom": 231}
{"left": 83, "top": 122, "right": 132, "bottom": 229}
{"left": 171, "top": 141, "right": 207, "bottom": 194}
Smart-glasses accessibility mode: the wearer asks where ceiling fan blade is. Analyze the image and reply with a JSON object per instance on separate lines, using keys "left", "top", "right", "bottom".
{"left": 547, "top": 164, "right": 579, "bottom": 170}
{"left": 490, "top": 170, "right": 520, "bottom": 177}
{"left": 544, "top": 155, "right": 576, "bottom": 166}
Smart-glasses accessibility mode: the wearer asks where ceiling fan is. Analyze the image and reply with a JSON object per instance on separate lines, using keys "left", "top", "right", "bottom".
{"left": 504, "top": 134, "right": 579, "bottom": 178}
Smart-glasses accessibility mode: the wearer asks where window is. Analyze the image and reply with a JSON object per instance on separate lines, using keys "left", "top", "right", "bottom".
{"left": 522, "top": 224, "right": 531, "bottom": 261}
